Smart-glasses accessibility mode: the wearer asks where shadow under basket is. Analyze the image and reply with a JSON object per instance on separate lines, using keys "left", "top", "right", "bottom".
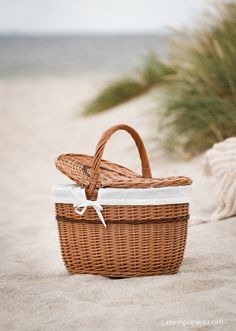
{"left": 54, "top": 124, "right": 192, "bottom": 278}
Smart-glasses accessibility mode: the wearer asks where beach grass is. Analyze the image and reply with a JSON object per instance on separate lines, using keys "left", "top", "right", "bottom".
{"left": 83, "top": 1, "right": 236, "bottom": 157}
{"left": 139, "top": 53, "right": 176, "bottom": 87}
{"left": 83, "top": 78, "right": 146, "bottom": 115}
{"left": 83, "top": 54, "right": 175, "bottom": 115}
{"left": 160, "top": 1, "right": 236, "bottom": 156}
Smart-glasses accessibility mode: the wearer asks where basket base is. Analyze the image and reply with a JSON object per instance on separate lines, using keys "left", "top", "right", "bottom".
{"left": 65, "top": 266, "right": 181, "bottom": 278}
{"left": 67, "top": 268, "right": 179, "bottom": 280}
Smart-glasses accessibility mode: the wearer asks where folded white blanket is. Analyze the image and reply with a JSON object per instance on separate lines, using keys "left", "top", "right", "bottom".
{"left": 204, "top": 137, "right": 236, "bottom": 220}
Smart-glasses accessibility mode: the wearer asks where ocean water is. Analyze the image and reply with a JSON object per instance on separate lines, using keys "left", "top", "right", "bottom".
{"left": 0, "top": 34, "right": 167, "bottom": 77}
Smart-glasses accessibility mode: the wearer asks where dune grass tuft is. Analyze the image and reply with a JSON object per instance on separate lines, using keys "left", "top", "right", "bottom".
{"left": 83, "top": 1, "right": 236, "bottom": 158}
{"left": 160, "top": 2, "right": 236, "bottom": 157}
{"left": 140, "top": 53, "right": 176, "bottom": 87}
{"left": 83, "top": 55, "right": 174, "bottom": 116}
{"left": 84, "top": 78, "right": 146, "bottom": 115}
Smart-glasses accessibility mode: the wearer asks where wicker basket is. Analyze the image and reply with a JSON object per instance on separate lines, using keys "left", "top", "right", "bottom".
{"left": 54, "top": 124, "right": 192, "bottom": 277}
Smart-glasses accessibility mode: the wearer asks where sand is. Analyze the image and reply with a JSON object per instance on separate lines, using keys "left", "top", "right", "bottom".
{"left": 0, "top": 77, "right": 235, "bottom": 331}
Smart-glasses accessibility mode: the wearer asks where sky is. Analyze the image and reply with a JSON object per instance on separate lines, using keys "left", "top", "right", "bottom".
{"left": 0, "top": 0, "right": 210, "bottom": 34}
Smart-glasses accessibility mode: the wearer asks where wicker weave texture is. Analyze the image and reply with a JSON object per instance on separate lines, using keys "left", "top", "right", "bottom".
{"left": 54, "top": 124, "right": 191, "bottom": 277}
{"left": 56, "top": 203, "right": 189, "bottom": 222}
{"left": 55, "top": 202, "right": 189, "bottom": 277}
{"left": 56, "top": 154, "right": 192, "bottom": 192}
{"left": 56, "top": 124, "right": 192, "bottom": 195}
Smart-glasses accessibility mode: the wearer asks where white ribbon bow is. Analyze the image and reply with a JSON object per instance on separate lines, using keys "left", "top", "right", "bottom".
{"left": 74, "top": 200, "right": 106, "bottom": 227}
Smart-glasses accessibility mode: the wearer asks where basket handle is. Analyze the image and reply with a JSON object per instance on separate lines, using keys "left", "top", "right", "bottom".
{"left": 86, "top": 124, "right": 152, "bottom": 197}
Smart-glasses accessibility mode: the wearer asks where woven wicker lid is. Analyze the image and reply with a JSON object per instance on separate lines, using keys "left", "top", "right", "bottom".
{"left": 56, "top": 124, "right": 192, "bottom": 197}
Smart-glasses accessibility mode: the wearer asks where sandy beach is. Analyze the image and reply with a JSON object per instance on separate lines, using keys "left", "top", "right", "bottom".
{"left": 0, "top": 77, "right": 235, "bottom": 330}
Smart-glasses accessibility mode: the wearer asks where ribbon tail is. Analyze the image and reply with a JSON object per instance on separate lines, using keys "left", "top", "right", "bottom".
{"left": 95, "top": 208, "right": 107, "bottom": 228}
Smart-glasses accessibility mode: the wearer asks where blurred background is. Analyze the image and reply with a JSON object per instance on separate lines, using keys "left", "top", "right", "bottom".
{"left": 1, "top": 0, "right": 235, "bottom": 159}
{"left": 0, "top": 0, "right": 206, "bottom": 77}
